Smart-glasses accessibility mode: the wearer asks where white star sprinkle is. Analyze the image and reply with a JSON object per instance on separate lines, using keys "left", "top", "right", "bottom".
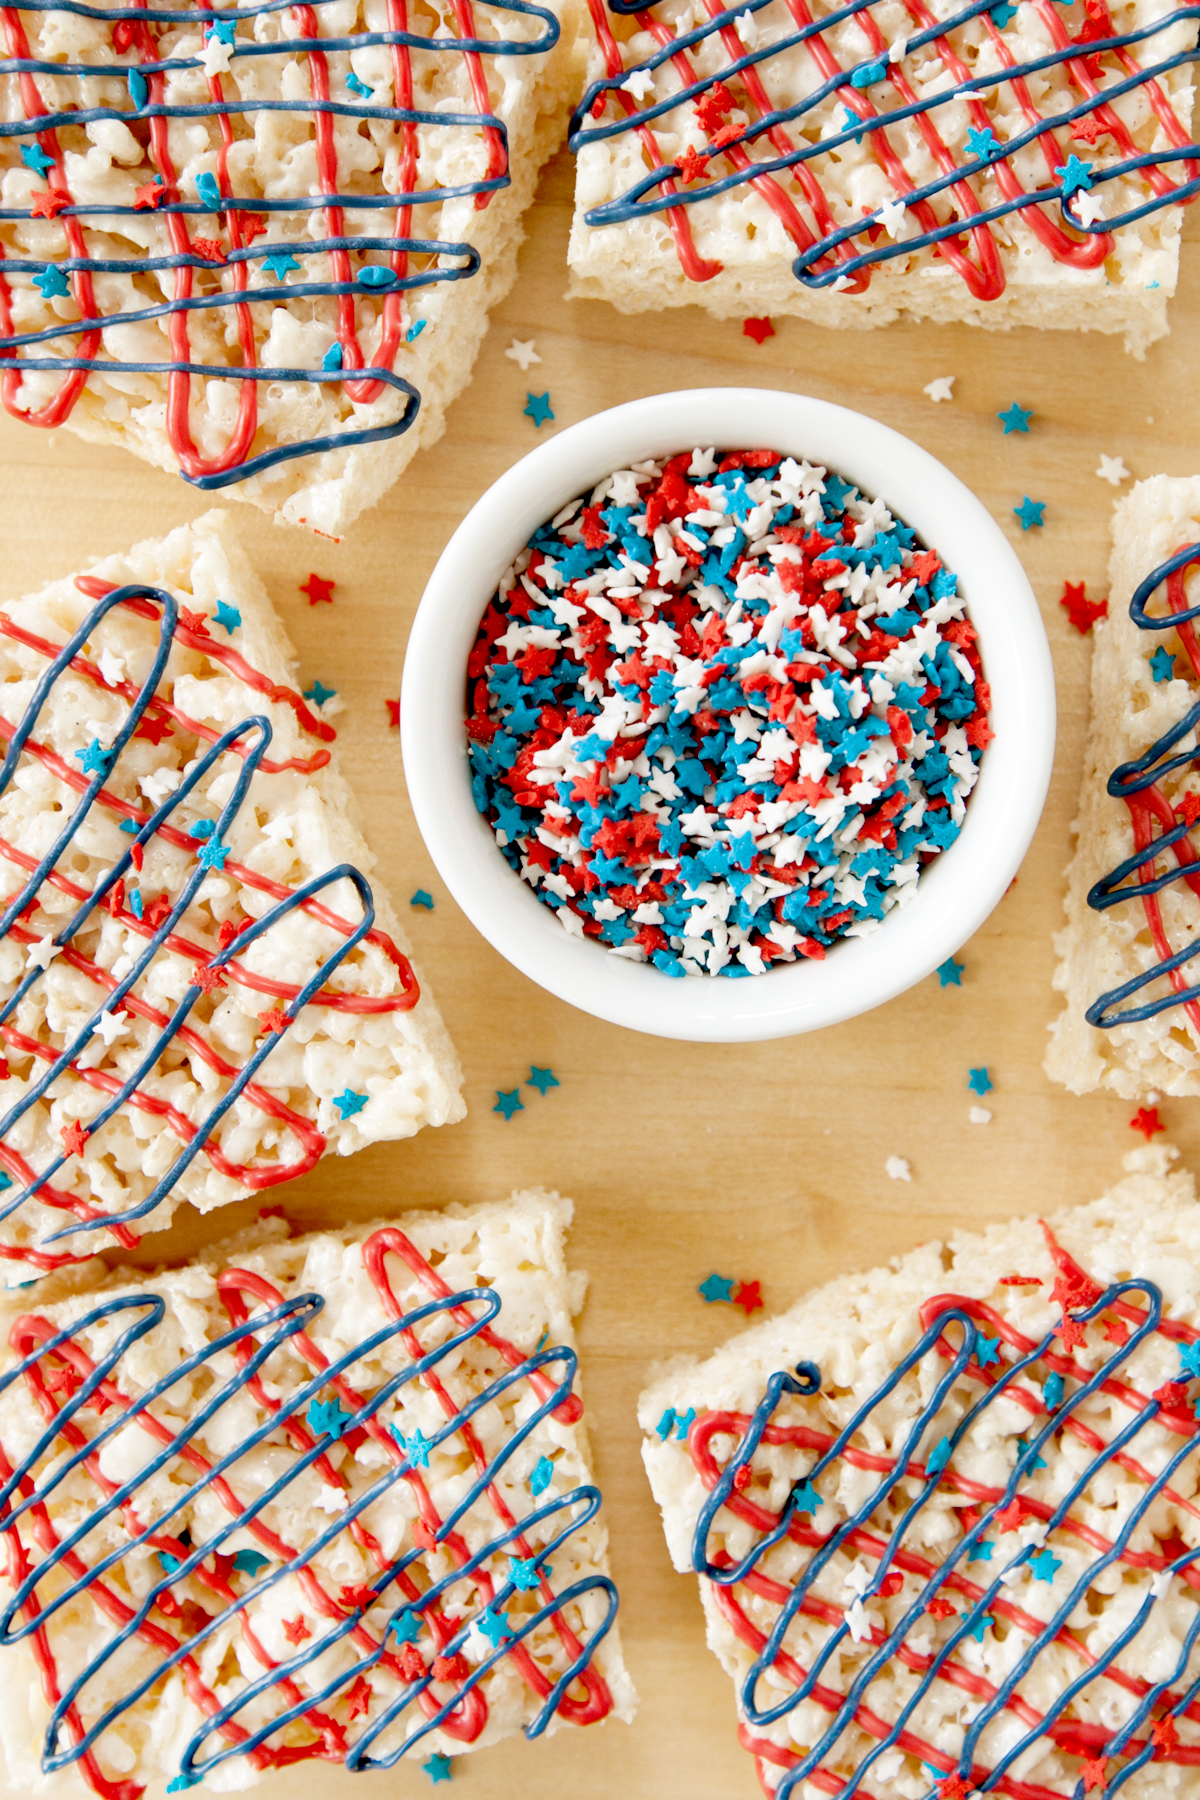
{"left": 619, "top": 66, "right": 656, "bottom": 101}
{"left": 924, "top": 376, "right": 956, "bottom": 402}
{"left": 876, "top": 196, "right": 908, "bottom": 237}
{"left": 25, "top": 936, "right": 59, "bottom": 972}
{"left": 91, "top": 1009, "right": 127, "bottom": 1047}
{"left": 505, "top": 338, "right": 541, "bottom": 371}
{"left": 830, "top": 273, "right": 854, "bottom": 293}
{"left": 844, "top": 1563, "right": 874, "bottom": 1598}
{"left": 888, "top": 34, "right": 907, "bottom": 59}
{"left": 886, "top": 1155, "right": 912, "bottom": 1182}
{"left": 734, "top": 7, "right": 758, "bottom": 41}
{"left": 1097, "top": 453, "right": 1130, "bottom": 487}
{"left": 1073, "top": 189, "right": 1106, "bottom": 227}
{"left": 846, "top": 1597, "right": 871, "bottom": 1641}
{"left": 97, "top": 649, "right": 126, "bottom": 688}
{"left": 1151, "top": 1568, "right": 1173, "bottom": 1599}
{"left": 316, "top": 1484, "right": 348, "bottom": 1514}
{"left": 969, "top": 1106, "right": 993, "bottom": 1125}
{"left": 199, "top": 36, "right": 234, "bottom": 75}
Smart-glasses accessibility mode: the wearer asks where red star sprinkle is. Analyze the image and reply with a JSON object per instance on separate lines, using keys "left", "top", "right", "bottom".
{"left": 1177, "top": 792, "right": 1200, "bottom": 827}
{"left": 212, "top": 1552, "right": 236, "bottom": 1583}
{"left": 733, "top": 1462, "right": 752, "bottom": 1491}
{"left": 282, "top": 1617, "right": 311, "bottom": 1644}
{"left": 1101, "top": 1315, "right": 1129, "bottom": 1345}
{"left": 344, "top": 1675, "right": 372, "bottom": 1720}
{"left": 177, "top": 605, "right": 210, "bottom": 637}
{"left": 1054, "top": 1315, "right": 1087, "bottom": 1349}
{"left": 193, "top": 962, "right": 225, "bottom": 993}
{"left": 732, "top": 1279, "right": 763, "bottom": 1315}
{"left": 1154, "top": 1380, "right": 1189, "bottom": 1410}
{"left": 192, "top": 237, "right": 226, "bottom": 262}
{"left": 992, "top": 1497, "right": 1023, "bottom": 1533}
{"left": 397, "top": 1644, "right": 425, "bottom": 1680}
{"left": 1060, "top": 581, "right": 1108, "bottom": 634}
{"left": 911, "top": 550, "right": 942, "bottom": 585}
{"left": 925, "top": 1596, "right": 958, "bottom": 1619}
{"left": 743, "top": 317, "right": 775, "bottom": 344}
{"left": 432, "top": 1653, "right": 468, "bottom": 1682}
{"left": 1152, "top": 1716, "right": 1179, "bottom": 1754}
{"left": 60, "top": 1120, "right": 88, "bottom": 1158}
{"left": 339, "top": 1584, "right": 376, "bottom": 1611}
{"left": 1050, "top": 1269, "right": 1102, "bottom": 1312}
{"left": 580, "top": 506, "right": 610, "bottom": 550}
{"left": 937, "top": 1776, "right": 970, "bottom": 1800}
{"left": 1131, "top": 1106, "right": 1164, "bottom": 1139}
{"left": 677, "top": 145, "right": 709, "bottom": 182}
{"left": 133, "top": 178, "right": 165, "bottom": 210}
{"left": 301, "top": 573, "right": 335, "bottom": 605}
{"left": 999, "top": 1274, "right": 1043, "bottom": 1286}
{"left": 30, "top": 187, "right": 70, "bottom": 218}
{"left": 1071, "top": 111, "right": 1110, "bottom": 143}
{"left": 258, "top": 1005, "right": 290, "bottom": 1034}
{"left": 240, "top": 212, "right": 266, "bottom": 242}
{"left": 1081, "top": 1755, "right": 1108, "bottom": 1793}
{"left": 413, "top": 1519, "right": 438, "bottom": 1552}
{"left": 134, "top": 712, "right": 174, "bottom": 745}
{"left": 385, "top": 698, "right": 400, "bottom": 728}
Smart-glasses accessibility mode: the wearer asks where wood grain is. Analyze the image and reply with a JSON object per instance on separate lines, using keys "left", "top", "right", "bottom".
{"left": 3, "top": 146, "right": 1200, "bottom": 1800}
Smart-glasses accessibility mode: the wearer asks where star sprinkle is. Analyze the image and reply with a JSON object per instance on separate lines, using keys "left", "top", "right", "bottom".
{"left": 304, "top": 678, "right": 336, "bottom": 707}
{"left": 300, "top": 573, "right": 335, "bottom": 605}
{"left": 307, "top": 1396, "right": 356, "bottom": 1440}
{"left": 346, "top": 70, "right": 373, "bottom": 97}
{"left": 166, "top": 1774, "right": 201, "bottom": 1793}
{"left": 385, "top": 698, "right": 400, "bottom": 728}
{"left": 876, "top": 197, "right": 907, "bottom": 237}
{"left": 1179, "top": 1340, "right": 1200, "bottom": 1379}
{"left": 20, "top": 142, "right": 55, "bottom": 176}
{"left": 1028, "top": 1548, "right": 1062, "bottom": 1582}
{"left": 792, "top": 1478, "right": 822, "bottom": 1514}
{"left": 30, "top": 187, "right": 70, "bottom": 218}
{"left": 509, "top": 1557, "right": 542, "bottom": 1591}
{"left": 619, "top": 66, "right": 655, "bottom": 99}
{"left": 91, "top": 1009, "right": 127, "bottom": 1046}
{"left": 390, "top": 1609, "right": 421, "bottom": 1645}
{"left": 968, "top": 1067, "right": 993, "bottom": 1095}
{"left": 1178, "top": 793, "right": 1200, "bottom": 828}
{"left": 732, "top": 1279, "right": 763, "bottom": 1315}
{"left": 333, "top": 1089, "right": 368, "bottom": 1120}
{"left": 530, "top": 1455, "right": 555, "bottom": 1496}
{"left": 969, "top": 1106, "right": 993, "bottom": 1124}
{"left": 1058, "top": 153, "right": 1094, "bottom": 196}
{"left": 128, "top": 67, "right": 148, "bottom": 109}
{"left": 493, "top": 1089, "right": 524, "bottom": 1120}
{"left": 424, "top": 1755, "right": 452, "bottom": 1783}
{"left": 212, "top": 600, "right": 241, "bottom": 634}
{"left": 322, "top": 342, "right": 343, "bottom": 371}
{"left": 1150, "top": 646, "right": 1175, "bottom": 683}
{"left": 990, "top": 1, "right": 1016, "bottom": 21}
{"left": 1014, "top": 497, "right": 1045, "bottom": 530}
{"left": 74, "top": 737, "right": 109, "bottom": 777}
{"left": 926, "top": 1436, "right": 953, "bottom": 1477}
{"left": 966, "top": 125, "right": 1000, "bottom": 161}
{"left": 476, "top": 1607, "right": 512, "bottom": 1646}
{"left": 527, "top": 1066, "right": 559, "bottom": 1094}
{"left": 234, "top": 1549, "right": 270, "bottom": 1576}
{"left": 1073, "top": 190, "right": 1107, "bottom": 227}
{"left": 32, "top": 264, "right": 70, "bottom": 299}
{"left": 967, "top": 1538, "right": 994, "bottom": 1562}
{"left": 924, "top": 376, "right": 956, "bottom": 402}
{"left": 937, "top": 957, "right": 964, "bottom": 986}
{"left": 25, "top": 936, "right": 59, "bottom": 972}
{"left": 401, "top": 1426, "right": 431, "bottom": 1468}
{"left": 964, "top": 1614, "right": 994, "bottom": 1643}
{"left": 264, "top": 250, "right": 301, "bottom": 281}
{"left": 1096, "top": 454, "right": 1129, "bottom": 486}
{"left": 133, "top": 177, "right": 165, "bottom": 210}
{"left": 1044, "top": 1371, "right": 1065, "bottom": 1409}
{"left": 886, "top": 1156, "right": 912, "bottom": 1181}
{"left": 655, "top": 1408, "right": 677, "bottom": 1441}
{"left": 743, "top": 317, "right": 775, "bottom": 343}
{"left": 411, "top": 890, "right": 434, "bottom": 910}
{"left": 1060, "top": 581, "right": 1108, "bottom": 633}
{"left": 196, "top": 836, "right": 229, "bottom": 871}
{"left": 975, "top": 1335, "right": 1001, "bottom": 1367}
{"left": 699, "top": 1273, "right": 735, "bottom": 1302}
{"left": 505, "top": 338, "right": 541, "bottom": 370}
{"left": 1080, "top": 1756, "right": 1108, "bottom": 1794}
{"left": 259, "top": 1005, "right": 290, "bottom": 1034}
{"left": 998, "top": 401, "right": 1032, "bottom": 434}
{"left": 60, "top": 1120, "right": 88, "bottom": 1158}
{"left": 524, "top": 392, "right": 554, "bottom": 427}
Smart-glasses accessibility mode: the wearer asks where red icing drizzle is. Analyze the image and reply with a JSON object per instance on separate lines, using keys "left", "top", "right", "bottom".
{"left": 686, "top": 1222, "right": 1200, "bottom": 1799}
{"left": 0, "top": 1225, "right": 614, "bottom": 1795}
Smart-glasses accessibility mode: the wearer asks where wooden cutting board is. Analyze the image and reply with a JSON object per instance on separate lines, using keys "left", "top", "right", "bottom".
{"left": 3, "top": 146, "right": 1200, "bottom": 1800}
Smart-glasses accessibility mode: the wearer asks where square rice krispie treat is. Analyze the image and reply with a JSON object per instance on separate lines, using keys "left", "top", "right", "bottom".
{"left": 0, "top": 1191, "right": 635, "bottom": 1796}
{"left": 1048, "top": 474, "right": 1200, "bottom": 1098}
{"left": 0, "top": 0, "right": 584, "bottom": 535}
{"left": 0, "top": 509, "right": 462, "bottom": 1284}
{"left": 639, "top": 1145, "right": 1200, "bottom": 1800}
{"left": 568, "top": 0, "right": 1194, "bottom": 355}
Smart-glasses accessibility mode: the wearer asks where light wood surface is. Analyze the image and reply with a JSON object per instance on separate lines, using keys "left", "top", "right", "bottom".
{"left": 4, "top": 146, "right": 1200, "bottom": 1800}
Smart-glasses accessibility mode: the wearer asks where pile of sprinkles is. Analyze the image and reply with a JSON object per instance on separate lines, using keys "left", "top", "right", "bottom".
{"left": 466, "top": 447, "right": 992, "bottom": 978}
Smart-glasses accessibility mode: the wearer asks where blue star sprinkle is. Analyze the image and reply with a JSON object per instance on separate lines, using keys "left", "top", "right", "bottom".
{"left": 207, "top": 17, "right": 237, "bottom": 42}
{"left": 347, "top": 70, "right": 373, "bottom": 97}
{"left": 212, "top": 599, "right": 241, "bottom": 634}
{"left": 20, "top": 143, "right": 54, "bottom": 176}
{"left": 656, "top": 1407, "right": 677, "bottom": 1441}
{"left": 1180, "top": 1340, "right": 1200, "bottom": 1379}
{"left": 191, "top": 820, "right": 216, "bottom": 841}
{"left": 998, "top": 401, "right": 1033, "bottom": 434}
{"left": 411, "top": 890, "right": 435, "bottom": 909}
{"left": 509, "top": 1557, "right": 543, "bottom": 1590}
{"left": 494, "top": 1089, "right": 524, "bottom": 1120}
{"left": 850, "top": 56, "right": 886, "bottom": 85}
{"left": 968, "top": 1538, "right": 994, "bottom": 1563}
{"left": 358, "top": 265, "right": 398, "bottom": 288}
{"left": 968, "top": 1067, "right": 993, "bottom": 1095}
{"left": 990, "top": 2, "right": 1016, "bottom": 21}
{"left": 530, "top": 1455, "right": 555, "bottom": 1496}
{"left": 966, "top": 125, "right": 1000, "bottom": 161}
{"left": 32, "top": 264, "right": 70, "bottom": 299}
{"left": 307, "top": 1396, "right": 356, "bottom": 1440}
{"left": 965, "top": 1613, "right": 995, "bottom": 1643}
{"left": 391, "top": 1609, "right": 422, "bottom": 1644}
{"left": 264, "top": 250, "right": 301, "bottom": 281}
{"left": 333, "top": 1089, "right": 367, "bottom": 1120}
{"left": 398, "top": 1426, "right": 431, "bottom": 1468}
{"left": 196, "top": 836, "right": 229, "bottom": 871}
{"left": 74, "top": 737, "right": 109, "bottom": 777}
{"left": 233, "top": 1549, "right": 270, "bottom": 1576}
{"left": 477, "top": 1607, "right": 512, "bottom": 1646}
{"left": 424, "top": 1755, "right": 452, "bottom": 1784}
{"left": 937, "top": 957, "right": 964, "bottom": 987}
{"left": 128, "top": 67, "right": 148, "bottom": 108}
{"left": 792, "top": 1478, "right": 823, "bottom": 1514}
{"left": 1014, "top": 497, "right": 1046, "bottom": 530}
{"left": 1016, "top": 1437, "right": 1047, "bottom": 1471}
{"left": 841, "top": 106, "right": 865, "bottom": 140}
{"left": 304, "top": 678, "right": 336, "bottom": 707}
{"left": 1058, "top": 153, "right": 1094, "bottom": 196}
{"left": 926, "top": 1436, "right": 953, "bottom": 1477}
{"left": 322, "top": 342, "right": 344, "bottom": 372}
{"left": 527, "top": 1066, "right": 559, "bottom": 1094}
{"left": 166, "top": 1773, "right": 201, "bottom": 1793}
{"left": 407, "top": 319, "right": 426, "bottom": 342}
{"left": 1044, "top": 1371, "right": 1065, "bottom": 1409}
{"left": 195, "top": 170, "right": 222, "bottom": 211}
{"left": 1151, "top": 645, "right": 1176, "bottom": 683}
{"left": 699, "top": 1273, "right": 735, "bottom": 1303}
{"left": 158, "top": 1551, "right": 183, "bottom": 1575}
{"left": 524, "top": 392, "right": 554, "bottom": 427}
{"left": 1028, "top": 1548, "right": 1062, "bottom": 1582}
{"left": 975, "top": 1335, "right": 1002, "bottom": 1368}
{"left": 675, "top": 1407, "right": 696, "bottom": 1441}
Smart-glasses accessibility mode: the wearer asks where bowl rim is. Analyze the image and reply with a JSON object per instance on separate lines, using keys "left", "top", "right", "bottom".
{"left": 401, "top": 385, "right": 1056, "bottom": 1043}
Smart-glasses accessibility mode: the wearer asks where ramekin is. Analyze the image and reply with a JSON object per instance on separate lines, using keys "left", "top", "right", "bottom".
{"left": 401, "top": 387, "right": 1055, "bottom": 1043}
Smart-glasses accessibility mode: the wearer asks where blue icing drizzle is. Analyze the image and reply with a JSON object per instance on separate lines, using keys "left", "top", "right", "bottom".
{"left": 687, "top": 1281, "right": 1200, "bottom": 1799}
{"left": 1086, "top": 543, "right": 1200, "bottom": 1030}
{"left": 0, "top": 0, "right": 560, "bottom": 488}
{"left": 0, "top": 583, "right": 406, "bottom": 1262}
{"left": 566, "top": 0, "right": 1197, "bottom": 291}
{"left": 0, "top": 1231, "right": 620, "bottom": 1788}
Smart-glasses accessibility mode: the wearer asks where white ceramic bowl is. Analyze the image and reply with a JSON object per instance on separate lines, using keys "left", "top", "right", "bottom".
{"left": 402, "top": 387, "right": 1055, "bottom": 1042}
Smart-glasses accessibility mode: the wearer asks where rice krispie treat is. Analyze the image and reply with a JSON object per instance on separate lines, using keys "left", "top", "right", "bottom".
{"left": 0, "top": 0, "right": 583, "bottom": 536}
{"left": 639, "top": 1145, "right": 1200, "bottom": 1800}
{"left": 1048, "top": 474, "right": 1200, "bottom": 1098}
{"left": 0, "top": 509, "right": 462, "bottom": 1284}
{"left": 0, "top": 1191, "right": 635, "bottom": 1797}
{"left": 567, "top": 0, "right": 1195, "bottom": 356}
